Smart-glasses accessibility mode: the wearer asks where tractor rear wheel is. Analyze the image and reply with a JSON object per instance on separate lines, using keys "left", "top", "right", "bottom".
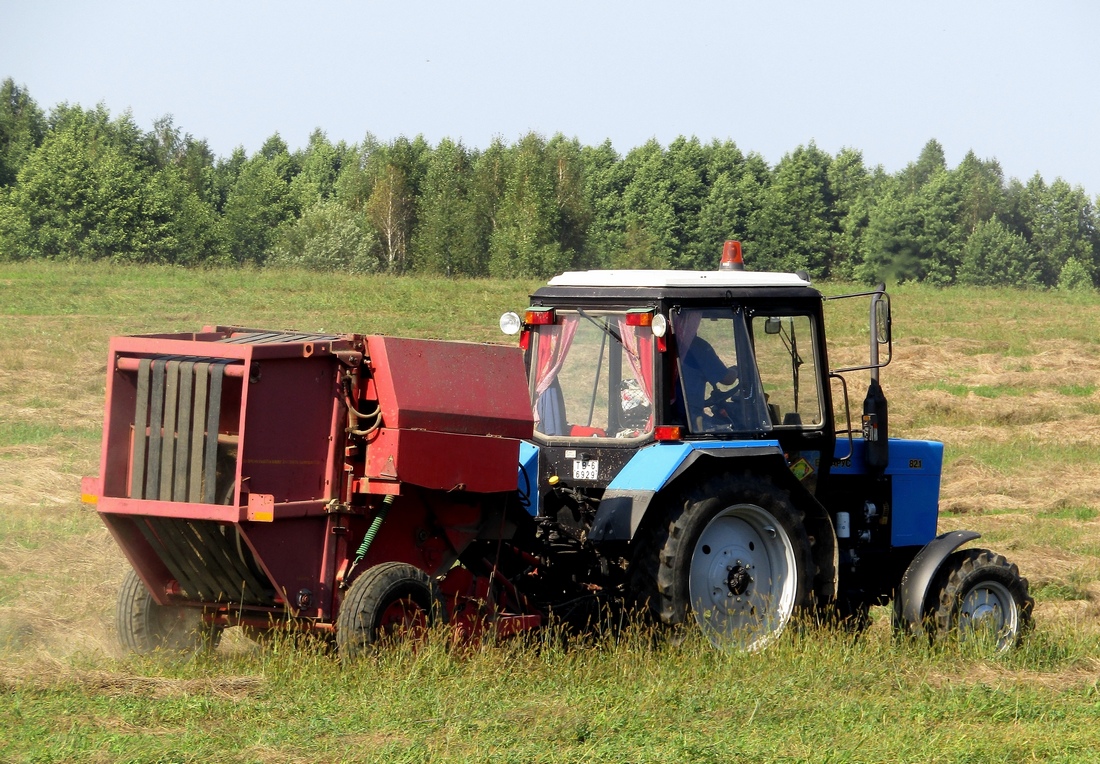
{"left": 931, "top": 549, "right": 1033, "bottom": 653}
{"left": 116, "top": 568, "right": 221, "bottom": 655}
{"left": 637, "top": 474, "right": 814, "bottom": 651}
{"left": 336, "top": 562, "right": 443, "bottom": 659}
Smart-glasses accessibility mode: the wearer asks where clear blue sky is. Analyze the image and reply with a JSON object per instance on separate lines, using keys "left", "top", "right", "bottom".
{"left": 3, "top": 1, "right": 1098, "bottom": 194}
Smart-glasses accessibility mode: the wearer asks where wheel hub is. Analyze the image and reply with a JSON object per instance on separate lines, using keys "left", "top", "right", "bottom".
{"left": 959, "top": 581, "right": 1015, "bottom": 647}
{"left": 726, "top": 564, "right": 753, "bottom": 596}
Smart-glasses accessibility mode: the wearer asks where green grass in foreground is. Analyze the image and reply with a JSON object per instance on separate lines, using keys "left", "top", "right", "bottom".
{"left": 5, "top": 624, "right": 1100, "bottom": 764}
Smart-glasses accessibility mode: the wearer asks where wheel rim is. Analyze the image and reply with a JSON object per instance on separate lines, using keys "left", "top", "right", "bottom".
{"left": 688, "top": 503, "right": 797, "bottom": 651}
{"left": 958, "top": 579, "right": 1019, "bottom": 652}
{"left": 377, "top": 596, "right": 429, "bottom": 638}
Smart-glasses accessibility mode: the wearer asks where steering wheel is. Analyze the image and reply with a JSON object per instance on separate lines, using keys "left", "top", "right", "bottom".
{"left": 703, "top": 377, "right": 757, "bottom": 428}
{"left": 705, "top": 380, "right": 750, "bottom": 408}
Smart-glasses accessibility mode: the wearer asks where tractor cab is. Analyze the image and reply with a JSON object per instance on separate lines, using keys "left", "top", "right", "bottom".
{"left": 505, "top": 268, "right": 837, "bottom": 507}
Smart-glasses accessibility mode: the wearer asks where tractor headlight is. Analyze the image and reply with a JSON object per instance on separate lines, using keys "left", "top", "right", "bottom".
{"left": 499, "top": 311, "right": 522, "bottom": 336}
{"left": 651, "top": 313, "right": 667, "bottom": 338}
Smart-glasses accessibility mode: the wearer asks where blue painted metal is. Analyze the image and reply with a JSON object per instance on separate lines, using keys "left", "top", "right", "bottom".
{"left": 518, "top": 441, "right": 540, "bottom": 517}
{"left": 584, "top": 439, "right": 786, "bottom": 542}
{"left": 605, "top": 439, "right": 783, "bottom": 493}
{"left": 604, "top": 442, "right": 693, "bottom": 492}
{"left": 832, "top": 438, "right": 944, "bottom": 547}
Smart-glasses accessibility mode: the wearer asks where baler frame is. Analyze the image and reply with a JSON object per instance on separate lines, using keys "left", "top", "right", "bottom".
{"left": 85, "top": 326, "right": 541, "bottom": 647}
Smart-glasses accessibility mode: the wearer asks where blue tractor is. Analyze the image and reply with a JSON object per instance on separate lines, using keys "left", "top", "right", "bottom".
{"left": 500, "top": 247, "right": 1032, "bottom": 651}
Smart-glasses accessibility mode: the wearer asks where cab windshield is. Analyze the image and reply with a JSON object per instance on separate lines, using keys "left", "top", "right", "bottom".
{"left": 529, "top": 311, "right": 654, "bottom": 441}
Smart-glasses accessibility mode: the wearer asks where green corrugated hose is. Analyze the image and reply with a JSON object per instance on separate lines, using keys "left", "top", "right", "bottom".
{"left": 355, "top": 494, "right": 394, "bottom": 561}
{"left": 342, "top": 494, "right": 394, "bottom": 588}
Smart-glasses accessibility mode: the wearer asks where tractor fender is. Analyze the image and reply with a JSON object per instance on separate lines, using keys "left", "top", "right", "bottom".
{"left": 588, "top": 442, "right": 784, "bottom": 543}
{"left": 895, "top": 529, "right": 981, "bottom": 635}
{"left": 590, "top": 442, "right": 839, "bottom": 605}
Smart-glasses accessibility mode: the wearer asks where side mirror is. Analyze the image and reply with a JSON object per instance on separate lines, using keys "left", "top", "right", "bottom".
{"left": 874, "top": 294, "right": 891, "bottom": 345}
{"left": 764, "top": 317, "right": 783, "bottom": 335}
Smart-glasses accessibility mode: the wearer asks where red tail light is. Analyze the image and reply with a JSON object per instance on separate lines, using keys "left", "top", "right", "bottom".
{"left": 654, "top": 425, "right": 683, "bottom": 441}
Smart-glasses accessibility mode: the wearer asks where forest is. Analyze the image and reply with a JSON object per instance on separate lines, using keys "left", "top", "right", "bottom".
{"left": 1, "top": 77, "right": 1098, "bottom": 286}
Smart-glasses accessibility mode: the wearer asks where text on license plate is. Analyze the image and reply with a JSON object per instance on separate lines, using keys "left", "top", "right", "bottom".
{"left": 573, "top": 459, "right": 599, "bottom": 480}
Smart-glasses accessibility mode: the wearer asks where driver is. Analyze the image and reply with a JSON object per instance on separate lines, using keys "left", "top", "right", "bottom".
{"left": 679, "top": 335, "right": 738, "bottom": 427}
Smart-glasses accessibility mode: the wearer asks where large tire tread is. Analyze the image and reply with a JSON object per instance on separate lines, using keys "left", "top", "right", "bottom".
{"left": 336, "top": 561, "right": 443, "bottom": 659}
{"left": 632, "top": 471, "right": 814, "bottom": 639}
{"left": 932, "top": 548, "right": 1033, "bottom": 650}
{"left": 116, "top": 568, "right": 220, "bottom": 655}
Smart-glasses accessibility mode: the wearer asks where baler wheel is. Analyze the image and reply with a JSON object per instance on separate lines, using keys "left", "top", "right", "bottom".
{"left": 931, "top": 548, "right": 1033, "bottom": 653}
{"left": 638, "top": 473, "right": 813, "bottom": 651}
{"left": 115, "top": 568, "right": 221, "bottom": 655}
{"left": 336, "top": 562, "right": 443, "bottom": 659}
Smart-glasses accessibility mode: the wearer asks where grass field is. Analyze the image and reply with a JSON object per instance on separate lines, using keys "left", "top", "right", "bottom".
{"left": 4, "top": 262, "right": 1100, "bottom": 762}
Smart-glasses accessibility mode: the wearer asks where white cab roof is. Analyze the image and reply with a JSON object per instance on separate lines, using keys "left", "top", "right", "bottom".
{"left": 546, "top": 269, "right": 812, "bottom": 288}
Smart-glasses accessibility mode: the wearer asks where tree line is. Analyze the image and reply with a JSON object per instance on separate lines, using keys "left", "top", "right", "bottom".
{"left": 1, "top": 78, "right": 1098, "bottom": 287}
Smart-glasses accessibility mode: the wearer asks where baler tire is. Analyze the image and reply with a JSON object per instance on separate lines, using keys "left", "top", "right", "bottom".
{"left": 336, "top": 562, "right": 443, "bottom": 659}
{"left": 115, "top": 568, "right": 221, "bottom": 655}
{"left": 635, "top": 472, "right": 813, "bottom": 651}
{"left": 931, "top": 548, "right": 1033, "bottom": 653}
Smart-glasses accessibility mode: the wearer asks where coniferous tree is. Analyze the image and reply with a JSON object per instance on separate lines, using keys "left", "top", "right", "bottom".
{"left": 488, "top": 133, "right": 568, "bottom": 278}
{"left": 750, "top": 142, "right": 834, "bottom": 277}
{"left": 578, "top": 139, "right": 625, "bottom": 269}
{"left": 0, "top": 79, "right": 46, "bottom": 188}
{"left": 411, "top": 138, "right": 483, "bottom": 276}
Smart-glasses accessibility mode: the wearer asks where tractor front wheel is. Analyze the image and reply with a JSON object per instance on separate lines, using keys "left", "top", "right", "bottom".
{"left": 931, "top": 549, "right": 1033, "bottom": 653}
{"left": 116, "top": 568, "right": 221, "bottom": 655}
{"left": 336, "top": 562, "right": 443, "bottom": 659}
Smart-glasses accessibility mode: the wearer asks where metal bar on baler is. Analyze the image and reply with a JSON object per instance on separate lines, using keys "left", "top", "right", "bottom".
{"left": 189, "top": 521, "right": 270, "bottom": 604}
{"left": 182, "top": 520, "right": 254, "bottom": 600}
{"left": 130, "top": 359, "right": 151, "bottom": 500}
{"left": 116, "top": 357, "right": 247, "bottom": 377}
{"left": 188, "top": 363, "right": 209, "bottom": 502}
{"left": 146, "top": 516, "right": 224, "bottom": 601}
{"left": 134, "top": 517, "right": 210, "bottom": 601}
{"left": 168, "top": 519, "right": 239, "bottom": 602}
{"left": 202, "top": 364, "right": 225, "bottom": 504}
{"left": 158, "top": 360, "right": 180, "bottom": 501}
{"left": 172, "top": 361, "right": 195, "bottom": 502}
{"left": 219, "top": 332, "right": 277, "bottom": 345}
{"left": 144, "top": 360, "right": 166, "bottom": 499}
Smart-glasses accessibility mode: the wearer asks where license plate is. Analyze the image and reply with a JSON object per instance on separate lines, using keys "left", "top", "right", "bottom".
{"left": 573, "top": 459, "right": 599, "bottom": 480}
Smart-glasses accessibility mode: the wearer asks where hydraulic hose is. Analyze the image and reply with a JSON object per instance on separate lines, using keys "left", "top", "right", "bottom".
{"left": 343, "top": 374, "right": 383, "bottom": 436}
{"left": 341, "top": 494, "right": 394, "bottom": 588}
{"left": 356, "top": 494, "right": 393, "bottom": 560}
